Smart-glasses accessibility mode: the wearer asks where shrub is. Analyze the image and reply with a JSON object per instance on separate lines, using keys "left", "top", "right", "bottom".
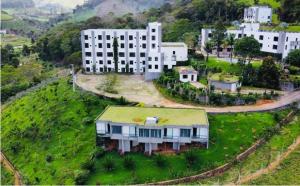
{"left": 123, "top": 156, "right": 136, "bottom": 170}
{"left": 93, "top": 148, "right": 105, "bottom": 159}
{"left": 45, "top": 155, "right": 53, "bottom": 162}
{"left": 103, "top": 156, "right": 115, "bottom": 172}
{"left": 74, "top": 170, "right": 90, "bottom": 185}
{"left": 184, "top": 149, "right": 198, "bottom": 167}
{"left": 82, "top": 117, "right": 94, "bottom": 125}
{"left": 154, "top": 154, "right": 167, "bottom": 168}
{"left": 81, "top": 158, "right": 95, "bottom": 172}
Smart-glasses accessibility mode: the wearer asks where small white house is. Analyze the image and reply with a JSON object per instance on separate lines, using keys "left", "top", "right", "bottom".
{"left": 208, "top": 73, "right": 241, "bottom": 92}
{"left": 175, "top": 66, "right": 198, "bottom": 83}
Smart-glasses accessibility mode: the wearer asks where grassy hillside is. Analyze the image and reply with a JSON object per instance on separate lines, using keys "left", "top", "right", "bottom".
{"left": 1, "top": 10, "right": 14, "bottom": 21}
{"left": 1, "top": 165, "right": 14, "bottom": 185}
{"left": 0, "top": 34, "right": 31, "bottom": 48}
{"left": 1, "top": 79, "right": 117, "bottom": 184}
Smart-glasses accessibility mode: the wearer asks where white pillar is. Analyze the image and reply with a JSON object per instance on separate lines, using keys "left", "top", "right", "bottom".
{"left": 149, "top": 143, "right": 152, "bottom": 155}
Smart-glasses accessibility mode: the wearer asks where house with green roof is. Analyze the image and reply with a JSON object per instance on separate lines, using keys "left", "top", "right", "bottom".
{"left": 96, "top": 106, "right": 209, "bottom": 155}
{"left": 208, "top": 73, "right": 241, "bottom": 92}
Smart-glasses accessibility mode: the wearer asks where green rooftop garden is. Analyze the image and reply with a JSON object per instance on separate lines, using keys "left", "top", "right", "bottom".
{"left": 209, "top": 73, "right": 240, "bottom": 83}
{"left": 98, "top": 106, "right": 209, "bottom": 126}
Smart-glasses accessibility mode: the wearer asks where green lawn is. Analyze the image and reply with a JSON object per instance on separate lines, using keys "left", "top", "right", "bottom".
{"left": 261, "top": 25, "right": 300, "bottom": 32}
{"left": 1, "top": 78, "right": 291, "bottom": 184}
{"left": 0, "top": 34, "right": 31, "bottom": 48}
{"left": 190, "top": 114, "right": 300, "bottom": 184}
{"left": 238, "top": 0, "right": 280, "bottom": 8}
{"left": 1, "top": 165, "right": 14, "bottom": 185}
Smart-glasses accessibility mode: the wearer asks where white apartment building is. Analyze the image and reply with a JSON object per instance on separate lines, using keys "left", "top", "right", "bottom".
{"left": 81, "top": 22, "right": 188, "bottom": 80}
{"left": 201, "top": 23, "right": 300, "bottom": 59}
{"left": 244, "top": 6, "right": 272, "bottom": 23}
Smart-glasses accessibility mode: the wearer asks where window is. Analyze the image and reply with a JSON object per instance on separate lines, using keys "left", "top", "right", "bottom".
{"left": 120, "top": 43, "right": 125, "bottom": 48}
{"left": 120, "top": 35, "right": 124, "bottom": 40}
{"left": 107, "top": 52, "right": 113, "bottom": 57}
{"left": 86, "top": 67, "right": 90, "bottom": 72}
{"left": 85, "top": 60, "right": 90, "bottom": 64}
{"left": 85, "top": 52, "right": 91, "bottom": 57}
{"left": 98, "top": 35, "right": 102, "bottom": 40}
{"left": 130, "top": 68, "right": 133, "bottom": 73}
{"left": 273, "top": 45, "right": 278, "bottom": 50}
{"left": 151, "top": 129, "right": 161, "bottom": 138}
{"left": 152, "top": 29, "right": 156, "bottom": 32}
{"left": 148, "top": 65, "right": 152, "bottom": 69}
{"left": 119, "top": 52, "right": 125, "bottom": 57}
{"left": 84, "top": 35, "right": 88, "bottom": 40}
{"left": 85, "top": 43, "right": 89, "bottom": 48}
{"left": 286, "top": 37, "right": 289, "bottom": 42}
{"left": 208, "top": 33, "right": 212, "bottom": 38}
{"left": 173, "top": 51, "right": 175, "bottom": 55}
{"left": 98, "top": 43, "right": 102, "bottom": 48}
{"left": 139, "top": 129, "right": 149, "bottom": 137}
{"left": 129, "top": 35, "right": 133, "bottom": 40}
{"left": 152, "top": 36, "right": 155, "bottom": 40}
{"left": 129, "top": 52, "right": 135, "bottom": 57}
{"left": 238, "top": 34, "right": 242, "bottom": 38}
{"left": 129, "top": 43, "right": 133, "bottom": 48}
{"left": 121, "top": 60, "right": 125, "bottom": 65}
{"left": 130, "top": 61, "right": 133, "bottom": 65}
{"left": 100, "top": 67, "right": 103, "bottom": 72}
{"left": 183, "top": 75, "right": 188, "bottom": 79}
{"left": 285, "top": 45, "right": 287, "bottom": 50}
{"left": 260, "top": 43, "right": 263, "bottom": 48}
{"left": 142, "top": 43, "right": 146, "bottom": 48}
{"left": 112, "top": 126, "right": 122, "bottom": 134}
{"left": 97, "top": 52, "right": 103, "bottom": 57}
{"left": 142, "top": 61, "right": 145, "bottom": 65}
{"left": 140, "top": 52, "right": 145, "bottom": 57}
{"left": 106, "top": 35, "right": 110, "bottom": 40}
{"left": 107, "top": 60, "right": 112, "bottom": 65}
{"left": 148, "top": 57, "right": 152, "bottom": 61}
{"left": 107, "top": 43, "right": 111, "bottom": 48}
{"left": 155, "top": 57, "right": 158, "bottom": 61}
{"left": 274, "top": 36, "right": 278, "bottom": 41}
{"left": 152, "top": 44, "right": 155, "bottom": 49}
{"left": 259, "top": 35, "right": 264, "bottom": 40}
{"left": 99, "top": 60, "right": 103, "bottom": 64}
{"left": 155, "top": 65, "right": 158, "bottom": 69}
{"left": 142, "top": 35, "right": 146, "bottom": 40}
{"left": 180, "top": 129, "right": 190, "bottom": 137}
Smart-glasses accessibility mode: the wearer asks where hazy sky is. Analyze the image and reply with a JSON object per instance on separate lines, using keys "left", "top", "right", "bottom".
{"left": 36, "top": 0, "right": 85, "bottom": 8}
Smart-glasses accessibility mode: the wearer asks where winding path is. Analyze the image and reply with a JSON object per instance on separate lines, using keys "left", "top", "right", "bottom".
{"left": 1, "top": 151, "right": 22, "bottom": 186}
{"left": 75, "top": 73, "right": 300, "bottom": 113}
{"left": 236, "top": 136, "right": 300, "bottom": 184}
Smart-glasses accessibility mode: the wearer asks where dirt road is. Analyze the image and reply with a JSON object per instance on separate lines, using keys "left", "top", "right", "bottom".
{"left": 76, "top": 73, "right": 300, "bottom": 113}
{"left": 1, "top": 151, "right": 22, "bottom": 185}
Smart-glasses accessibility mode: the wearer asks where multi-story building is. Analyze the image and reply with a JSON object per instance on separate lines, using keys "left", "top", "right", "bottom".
{"left": 201, "top": 23, "right": 300, "bottom": 59}
{"left": 96, "top": 106, "right": 209, "bottom": 155}
{"left": 81, "top": 22, "right": 188, "bottom": 80}
{"left": 244, "top": 6, "right": 272, "bottom": 23}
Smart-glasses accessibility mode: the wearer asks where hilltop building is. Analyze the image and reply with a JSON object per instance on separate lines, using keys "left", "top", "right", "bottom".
{"left": 244, "top": 6, "right": 272, "bottom": 23}
{"left": 201, "top": 6, "right": 300, "bottom": 60}
{"left": 81, "top": 22, "right": 188, "bottom": 80}
{"left": 96, "top": 106, "right": 209, "bottom": 155}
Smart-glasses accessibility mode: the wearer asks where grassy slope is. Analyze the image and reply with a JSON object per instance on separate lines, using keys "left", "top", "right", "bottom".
{"left": 191, "top": 114, "right": 300, "bottom": 184}
{"left": 1, "top": 164, "right": 14, "bottom": 185}
{"left": 1, "top": 11, "right": 14, "bottom": 21}
{"left": 0, "top": 34, "right": 31, "bottom": 48}
{"left": 87, "top": 110, "right": 289, "bottom": 184}
{"left": 1, "top": 79, "right": 116, "bottom": 184}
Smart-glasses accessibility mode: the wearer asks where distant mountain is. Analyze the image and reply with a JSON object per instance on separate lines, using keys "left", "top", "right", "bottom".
{"left": 1, "top": 0, "right": 35, "bottom": 9}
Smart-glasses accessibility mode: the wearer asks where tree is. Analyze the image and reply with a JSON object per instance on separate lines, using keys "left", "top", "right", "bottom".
{"left": 242, "top": 63, "right": 257, "bottom": 86}
{"left": 113, "top": 37, "right": 119, "bottom": 72}
{"left": 285, "top": 49, "right": 300, "bottom": 67}
{"left": 279, "top": 0, "right": 300, "bottom": 22}
{"left": 22, "top": 45, "right": 31, "bottom": 56}
{"left": 204, "top": 41, "right": 214, "bottom": 62}
{"left": 254, "top": 0, "right": 259, "bottom": 5}
{"left": 65, "top": 51, "right": 82, "bottom": 66}
{"left": 225, "top": 34, "right": 235, "bottom": 63}
{"left": 212, "top": 20, "right": 226, "bottom": 58}
{"left": 234, "top": 36, "right": 261, "bottom": 64}
{"left": 257, "top": 56, "right": 280, "bottom": 89}
{"left": 182, "top": 32, "right": 198, "bottom": 49}
{"left": 1, "top": 44, "right": 20, "bottom": 67}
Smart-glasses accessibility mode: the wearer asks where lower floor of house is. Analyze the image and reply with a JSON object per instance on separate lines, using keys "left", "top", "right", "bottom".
{"left": 97, "top": 137, "right": 208, "bottom": 155}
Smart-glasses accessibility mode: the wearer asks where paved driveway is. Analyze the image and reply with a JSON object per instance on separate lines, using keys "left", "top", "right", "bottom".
{"left": 76, "top": 73, "right": 300, "bottom": 113}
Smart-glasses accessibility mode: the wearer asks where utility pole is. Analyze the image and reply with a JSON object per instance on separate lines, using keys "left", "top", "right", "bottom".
{"left": 71, "top": 64, "right": 75, "bottom": 92}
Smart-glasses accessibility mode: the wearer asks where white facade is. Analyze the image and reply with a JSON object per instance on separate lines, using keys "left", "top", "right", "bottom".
{"left": 201, "top": 23, "right": 300, "bottom": 59}
{"left": 209, "top": 80, "right": 241, "bottom": 92}
{"left": 176, "top": 66, "right": 198, "bottom": 83}
{"left": 81, "top": 22, "right": 188, "bottom": 80}
{"left": 244, "top": 6, "right": 272, "bottom": 23}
